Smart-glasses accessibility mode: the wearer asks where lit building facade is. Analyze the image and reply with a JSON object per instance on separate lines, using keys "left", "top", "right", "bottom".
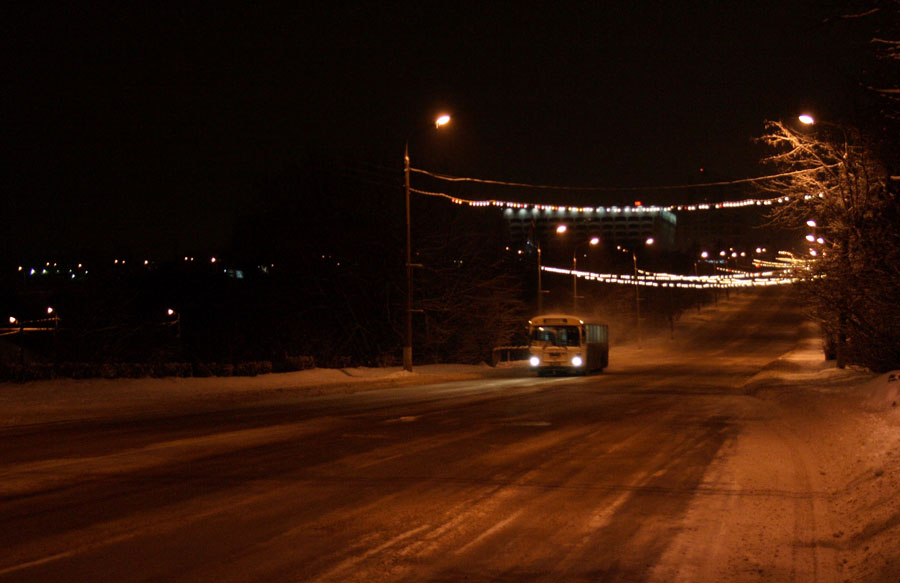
{"left": 503, "top": 207, "right": 677, "bottom": 250}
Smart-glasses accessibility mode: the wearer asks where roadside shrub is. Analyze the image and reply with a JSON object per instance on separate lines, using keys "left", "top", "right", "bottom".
{"left": 274, "top": 355, "right": 315, "bottom": 372}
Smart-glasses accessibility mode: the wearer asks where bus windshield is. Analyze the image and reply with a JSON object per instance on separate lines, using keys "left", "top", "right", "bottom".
{"left": 531, "top": 325, "right": 581, "bottom": 347}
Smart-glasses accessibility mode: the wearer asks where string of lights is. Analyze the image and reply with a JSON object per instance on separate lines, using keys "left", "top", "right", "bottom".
{"left": 409, "top": 165, "right": 835, "bottom": 213}
{"left": 410, "top": 186, "right": 801, "bottom": 214}
{"left": 541, "top": 265, "right": 797, "bottom": 289}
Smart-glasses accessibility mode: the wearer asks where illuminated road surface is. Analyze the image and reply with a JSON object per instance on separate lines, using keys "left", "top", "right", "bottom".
{"left": 0, "top": 289, "right": 840, "bottom": 582}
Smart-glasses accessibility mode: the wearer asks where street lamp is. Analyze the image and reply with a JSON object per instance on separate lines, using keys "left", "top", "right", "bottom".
{"left": 620, "top": 237, "right": 653, "bottom": 347}
{"left": 167, "top": 308, "right": 181, "bottom": 339}
{"left": 572, "top": 237, "right": 599, "bottom": 312}
{"left": 404, "top": 113, "right": 451, "bottom": 372}
{"left": 535, "top": 224, "right": 570, "bottom": 314}
{"left": 799, "top": 114, "right": 815, "bottom": 125}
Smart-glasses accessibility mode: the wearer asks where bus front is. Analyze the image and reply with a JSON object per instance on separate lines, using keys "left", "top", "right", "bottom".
{"left": 528, "top": 317, "right": 585, "bottom": 375}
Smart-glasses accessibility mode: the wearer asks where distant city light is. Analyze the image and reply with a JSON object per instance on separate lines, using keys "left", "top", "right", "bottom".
{"left": 47, "top": 306, "right": 54, "bottom": 315}
{"left": 556, "top": 225, "right": 567, "bottom": 234}
{"left": 645, "top": 237, "right": 654, "bottom": 246}
{"left": 799, "top": 114, "right": 815, "bottom": 125}
{"left": 167, "top": 308, "right": 175, "bottom": 316}
{"left": 590, "top": 237, "right": 600, "bottom": 245}
{"left": 9, "top": 317, "right": 16, "bottom": 325}
{"left": 211, "top": 257, "right": 217, "bottom": 263}
{"left": 806, "top": 219, "right": 817, "bottom": 227}
{"left": 701, "top": 251, "right": 709, "bottom": 259}
{"left": 435, "top": 114, "right": 451, "bottom": 127}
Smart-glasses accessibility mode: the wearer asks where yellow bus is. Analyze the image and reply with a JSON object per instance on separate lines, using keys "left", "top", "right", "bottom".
{"left": 528, "top": 314, "right": 609, "bottom": 375}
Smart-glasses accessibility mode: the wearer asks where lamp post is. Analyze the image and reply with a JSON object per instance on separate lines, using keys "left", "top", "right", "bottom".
{"left": 621, "top": 237, "right": 653, "bottom": 347}
{"left": 572, "top": 237, "right": 599, "bottom": 312}
{"left": 537, "top": 241, "right": 544, "bottom": 314}
{"left": 404, "top": 113, "right": 451, "bottom": 372}
{"left": 536, "top": 224, "right": 568, "bottom": 314}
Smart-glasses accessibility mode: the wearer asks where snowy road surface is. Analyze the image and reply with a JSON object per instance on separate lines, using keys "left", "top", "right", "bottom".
{"left": 1, "top": 288, "right": 898, "bottom": 582}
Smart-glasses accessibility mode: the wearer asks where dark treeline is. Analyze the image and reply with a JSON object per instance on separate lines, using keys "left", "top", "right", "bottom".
{"left": 2, "top": 153, "right": 531, "bottom": 371}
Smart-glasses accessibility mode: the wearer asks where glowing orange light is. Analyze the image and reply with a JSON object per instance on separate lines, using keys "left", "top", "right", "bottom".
{"left": 435, "top": 114, "right": 451, "bottom": 127}
{"left": 556, "top": 225, "right": 568, "bottom": 234}
{"left": 799, "top": 114, "right": 815, "bottom": 125}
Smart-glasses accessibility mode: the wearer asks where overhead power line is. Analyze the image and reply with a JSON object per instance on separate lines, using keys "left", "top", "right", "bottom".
{"left": 410, "top": 165, "right": 839, "bottom": 192}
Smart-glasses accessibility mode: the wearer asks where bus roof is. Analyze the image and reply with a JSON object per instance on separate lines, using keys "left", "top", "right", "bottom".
{"left": 529, "top": 314, "right": 607, "bottom": 327}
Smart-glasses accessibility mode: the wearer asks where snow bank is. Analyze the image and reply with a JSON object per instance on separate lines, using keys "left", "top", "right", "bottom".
{"left": 0, "top": 363, "right": 507, "bottom": 428}
{"left": 861, "top": 370, "right": 900, "bottom": 411}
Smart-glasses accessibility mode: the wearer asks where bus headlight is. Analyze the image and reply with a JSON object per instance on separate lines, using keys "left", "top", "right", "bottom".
{"left": 571, "top": 356, "right": 583, "bottom": 367}
{"left": 529, "top": 356, "right": 540, "bottom": 367}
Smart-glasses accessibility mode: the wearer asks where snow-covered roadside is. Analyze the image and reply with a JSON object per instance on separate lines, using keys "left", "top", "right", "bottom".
{"left": 663, "top": 325, "right": 900, "bottom": 583}
{"left": 0, "top": 362, "right": 522, "bottom": 428}
{"left": 746, "top": 335, "right": 900, "bottom": 581}
{"left": 755, "top": 360, "right": 900, "bottom": 582}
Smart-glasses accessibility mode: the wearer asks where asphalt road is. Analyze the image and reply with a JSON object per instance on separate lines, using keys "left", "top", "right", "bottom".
{"left": 0, "top": 288, "right": 831, "bottom": 582}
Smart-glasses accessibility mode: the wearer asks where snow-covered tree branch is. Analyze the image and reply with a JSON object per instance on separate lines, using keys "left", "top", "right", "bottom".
{"left": 758, "top": 120, "right": 900, "bottom": 371}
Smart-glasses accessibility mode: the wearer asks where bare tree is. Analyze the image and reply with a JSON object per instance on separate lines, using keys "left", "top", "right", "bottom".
{"left": 413, "top": 207, "right": 528, "bottom": 364}
{"left": 759, "top": 120, "right": 900, "bottom": 371}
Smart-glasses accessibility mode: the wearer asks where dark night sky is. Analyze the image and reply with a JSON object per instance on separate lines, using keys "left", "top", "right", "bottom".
{"left": 3, "top": 2, "right": 881, "bottom": 260}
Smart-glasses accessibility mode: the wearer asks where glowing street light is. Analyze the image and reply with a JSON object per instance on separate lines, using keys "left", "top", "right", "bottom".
{"left": 556, "top": 224, "right": 568, "bottom": 234}
{"left": 166, "top": 308, "right": 181, "bottom": 339}
{"left": 572, "top": 237, "right": 600, "bottom": 312}
{"left": 799, "top": 114, "right": 815, "bottom": 125}
{"left": 619, "top": 237, "right": 655, "bottom": 347}
{"left": 404, "top": 113, "right": 452, "bottom": 372}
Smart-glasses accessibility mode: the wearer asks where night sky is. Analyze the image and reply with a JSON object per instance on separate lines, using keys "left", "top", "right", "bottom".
{"left": 4, "top": 2, "right": 880, "bottom": 260}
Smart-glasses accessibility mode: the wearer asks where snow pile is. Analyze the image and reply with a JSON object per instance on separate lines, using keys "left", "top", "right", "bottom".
{"left": 861, "top": 371, "right": 900, "bottom": 411}
{"left": 0, "top": 363, "right": 505, "bottom": 428}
